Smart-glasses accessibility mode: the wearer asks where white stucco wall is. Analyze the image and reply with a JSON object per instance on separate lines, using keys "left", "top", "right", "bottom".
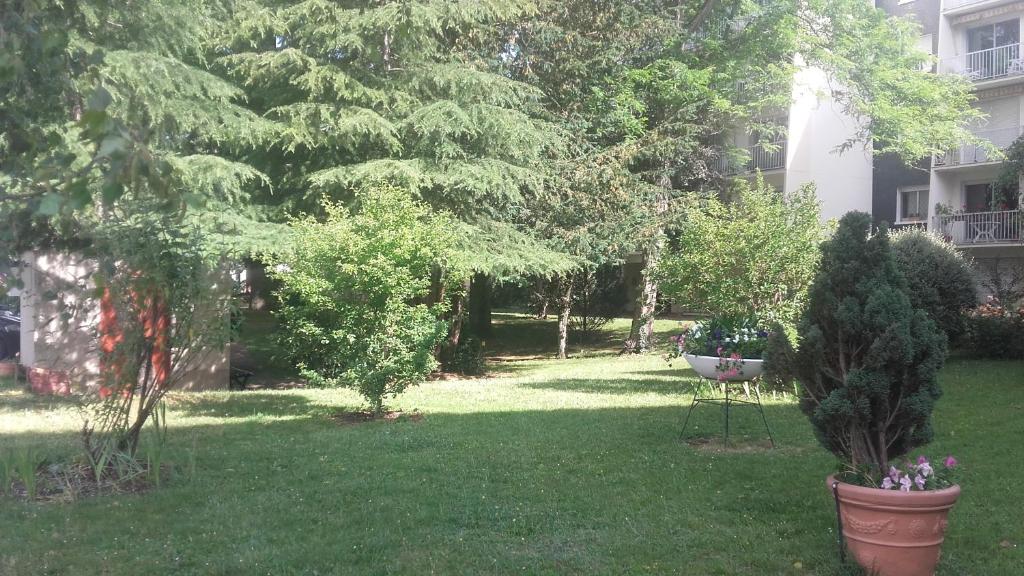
{"left": 19, "top": 251, "right": 229, "bottom": 392}
{"left": 784, "top": 65, "right": 874, "bottom": 222}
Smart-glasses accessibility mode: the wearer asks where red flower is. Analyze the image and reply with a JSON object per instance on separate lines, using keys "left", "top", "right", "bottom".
{"left": 98, "top": 386, "right": 112, "bottom": 399}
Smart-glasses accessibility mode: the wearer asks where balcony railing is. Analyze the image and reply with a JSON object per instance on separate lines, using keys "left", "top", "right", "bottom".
{"left": 942, "top": 43, "right": 1023, "bottom": 82}
{"left": 943, "top": 0, "right": 1009, "bottom": 11}
{"left": 717, "top": 141, "right": 786, "bottom": 175}
{"left": 933, "top": 210, "right": 1023, "bottom": 245}
{"left": 933, "top": 126, "right": 1018, "bottom": 167}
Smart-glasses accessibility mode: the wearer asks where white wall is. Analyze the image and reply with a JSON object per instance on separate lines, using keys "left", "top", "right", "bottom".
{"left": 18, "top": 251, "right": 230, "bottom": 392}
{"left": 784, "top": 65, "right": 874, "bottom": 222}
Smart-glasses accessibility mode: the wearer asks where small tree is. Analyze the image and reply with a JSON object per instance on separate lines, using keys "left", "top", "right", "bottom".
{"left": 570, "top": 265, "right": 627, "bottom": 342}
{"left": 890, "top": 228, "right": 977, "bottom": 341}
{"left": 273, "top": 187, "right": 454, "bottom": 413}
{"left": 791, "top": 212, "right": 947, "bottom": 475}
{"left": 656, "top": 179, "right": 826, "bottom": 327}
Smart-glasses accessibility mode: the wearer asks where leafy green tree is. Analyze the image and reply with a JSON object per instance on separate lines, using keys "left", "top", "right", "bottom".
{"left": 789, "top": 212, "right": 947, "bottom": 474}
{"left": 272, "top": 187, "right": 454, "bottom": 413}
{"left": 519, "top": 0, "right": 980, "bottom": 354}
{"left": 656, "top": 178, "right": 826, "bottom": 327}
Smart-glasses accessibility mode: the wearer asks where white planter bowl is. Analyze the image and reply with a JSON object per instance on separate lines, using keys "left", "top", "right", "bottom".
{"left": 682, "top": 353, "right": 764, "bottom": 382}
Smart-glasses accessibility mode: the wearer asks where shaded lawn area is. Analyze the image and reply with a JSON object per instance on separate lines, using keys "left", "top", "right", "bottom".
{"left": 1, "top": 316, "right": 1022, "bottom": 575}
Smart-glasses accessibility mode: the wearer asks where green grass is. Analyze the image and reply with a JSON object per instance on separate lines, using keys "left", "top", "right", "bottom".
{"left": 1, "top": 316, "right": 1022, "bottom": 575}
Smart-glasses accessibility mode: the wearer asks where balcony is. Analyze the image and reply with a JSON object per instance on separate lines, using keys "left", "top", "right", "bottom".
{"left": 717, "top": 141, "right": 786, "bottom": 175}
{"left": 933, "top": 210, "right": 1023, "bottom": 246}
{"left": 941, "top": 43, "right": 1024, "bottom": 83}
{"left": 943, "top": 0, "right": 1018, "bottom": 13}
{"left": 933, "top": 126, "right": 1018, "bottom": 168}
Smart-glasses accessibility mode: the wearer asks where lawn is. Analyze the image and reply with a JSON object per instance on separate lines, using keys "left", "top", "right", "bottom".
{"left": 1, "top": 314, "right": 1022, "bottom": 575}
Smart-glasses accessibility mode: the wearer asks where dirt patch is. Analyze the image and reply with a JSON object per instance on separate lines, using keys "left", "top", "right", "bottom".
{"left": 330, "top": 410, "right": 424, "bottom": 426}
{"left": 3, "top": 461, "right": 159, "bottom": 504}
{"left": 682, "top": 436, "right": 775, "bottom": 453}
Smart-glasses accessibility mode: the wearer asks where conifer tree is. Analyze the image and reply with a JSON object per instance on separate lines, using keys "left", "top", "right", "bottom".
{"left": 1, "top": 0, "right": 278, "bottom": 454}
{"left": 218, "top": 1, "right": 570, "bottom": 270}
{"left": 791, "top": 212, "right": 947, "bottom": 474}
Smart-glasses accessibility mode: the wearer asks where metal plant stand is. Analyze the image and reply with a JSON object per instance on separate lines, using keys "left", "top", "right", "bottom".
{"left": 680, "top": 379, "right": 775, "bottom": 448}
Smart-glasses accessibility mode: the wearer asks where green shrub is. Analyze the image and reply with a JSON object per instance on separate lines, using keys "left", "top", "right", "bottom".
{"left": 656, "top": 179, "right": 826, "bottom": 328}
{"left": 272, "top": 187, "right": 454, "bottom": 413}
{"left": 961, "top": 299, "right": 1024, "bottom": 359}
{"left": 449, "top": 336, "right": 486, "bottom": 376}
{"left": 890, "top": 228, "right": 977, "bottom": 340}
{"left": 789, "top": 212, "right": 947, "bottom": 475}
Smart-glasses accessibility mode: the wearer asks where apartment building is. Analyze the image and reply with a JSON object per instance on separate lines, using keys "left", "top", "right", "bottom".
{"left": 719, "top": 63, "right": 875, "bottom": 222}
{"left": 875, "top": 0, "right": 1024, "bottom": 290}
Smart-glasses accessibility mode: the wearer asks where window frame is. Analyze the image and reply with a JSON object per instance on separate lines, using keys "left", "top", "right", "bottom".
{"left": 896, "top": 185, "right": 930, "bottom": 224}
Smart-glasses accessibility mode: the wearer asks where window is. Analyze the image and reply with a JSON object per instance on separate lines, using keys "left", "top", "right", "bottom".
{"left": 964, "top": 182, "right": 1019, "bottom": 212}
{"left": 967, "top": 20, "right": 1019, "bottom": 53}
{"left": 965, "top": 20, "right": 1020, "bottom": 78}
{"left": 898, "top": 186, "right": 929, "bottom": 223}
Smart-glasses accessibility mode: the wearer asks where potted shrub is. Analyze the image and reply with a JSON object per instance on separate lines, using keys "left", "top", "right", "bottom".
{"left": 668, "top": 316, "right": 770, "bottom": 381}
{"left": 777, "top": 212, "right": 959, "bottom": 576}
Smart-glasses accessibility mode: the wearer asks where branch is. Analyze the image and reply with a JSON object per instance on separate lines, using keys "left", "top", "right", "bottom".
{"left": 687, "top": 0, "right": 719, "bottom": 35}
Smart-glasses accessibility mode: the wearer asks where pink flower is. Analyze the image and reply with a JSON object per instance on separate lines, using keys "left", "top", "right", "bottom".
{"left": 917, "top": 455, "right": 928, "bottom": 465}
{"left": 944, "top": 456, "right": 957, "bottom": 468}
{"left": 899, "top": 475, "right": 912, "bottom": 492}
{"left": 881, "top": 477, "right": 895, "bottom": 490}
{"left": 716, "top": 346, "right": 723, "bottom": 356}
{"left": 918, "top": 461, "right": 933, "bottom": 477}
{"left": 888, "top": 466, "right": 900, "bottom": 482}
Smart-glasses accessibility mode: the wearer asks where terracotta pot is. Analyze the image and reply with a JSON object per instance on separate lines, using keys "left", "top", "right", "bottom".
{"left": 0, "top": 361, "right": 17, "bottom": 377}
{"left": 828, "top": 475, "right": 960, "bottom": 576}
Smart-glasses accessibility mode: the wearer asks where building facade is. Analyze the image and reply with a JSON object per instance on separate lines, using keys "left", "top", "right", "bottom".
{"left": 874, "top": 0, "right": 1024, "bottom": 296}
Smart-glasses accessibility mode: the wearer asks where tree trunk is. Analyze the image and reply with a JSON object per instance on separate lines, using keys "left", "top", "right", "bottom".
{"left": 444, "top": 277, "right": 472, "bottom": 362}
{"left": 534, "top": 276, "right": 549, "bottom": 319}
{"left": 623, "top": 185, "right": 670, "bottom": 354}
{"left": 557, "top": 276, "right": 573, "bottom": 360}
{"left": 429, "top": 264, "right": 446, "bottom": 306}
{"left": 468, "top": 272, "right": 492, "bottom": 338}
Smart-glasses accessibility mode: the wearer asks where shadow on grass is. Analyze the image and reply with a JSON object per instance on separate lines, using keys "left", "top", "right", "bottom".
{"left": 519, "top": 377, "right": 695, "bottom": 396}
{"left": 0, "top": 388, "right": 82, "bottom": 412}
{"left": 167, "top": 392, "right": 327, "bottom": 419}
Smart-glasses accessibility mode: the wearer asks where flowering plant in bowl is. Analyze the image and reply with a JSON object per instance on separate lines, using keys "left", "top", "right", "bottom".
{"left": 667, "top": 316, "right": 771, "bottom": 381}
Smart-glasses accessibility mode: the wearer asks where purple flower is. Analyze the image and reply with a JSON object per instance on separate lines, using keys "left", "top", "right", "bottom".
{"left": 918, "top": 462, "right": 933, "bottom": 478}
{"left": 914, "top": 474, "right": 926, "bottom": 490}
{"left": 917, "top": 455, "right": 928, "bottom": 465}
{"left": 881, "top": 477, "right": 895, "bottom": 490}
{"left": 944, "top": 456, "right": 958, "bottom": 468}
{"left": 888, "top": 466, "right": 900, "bottom": 482}
{"left": 899, "top": 475, "right": 912, "bottom": 492}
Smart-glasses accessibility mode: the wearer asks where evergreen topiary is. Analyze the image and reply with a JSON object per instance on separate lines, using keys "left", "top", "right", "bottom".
{"left": 890, "top": 228, "right": 977, "bottom": 341}
{"left": 790, "top": 212, "right": 948, "bottom": 475}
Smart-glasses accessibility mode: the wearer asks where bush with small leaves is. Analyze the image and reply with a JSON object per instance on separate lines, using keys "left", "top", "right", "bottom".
{"left": 273, "top": 186, "right": 455, "bottom": 413}
{"left": 890, "top": 228, "right": 977, "bottom": 341}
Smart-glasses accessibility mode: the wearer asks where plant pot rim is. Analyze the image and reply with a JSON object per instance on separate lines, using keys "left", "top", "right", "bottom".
{"left": 681, "top": 353, "right": 764, "bottom": 362}
{"left": 827, "top": 474, "right": 961, "bottom": 505}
